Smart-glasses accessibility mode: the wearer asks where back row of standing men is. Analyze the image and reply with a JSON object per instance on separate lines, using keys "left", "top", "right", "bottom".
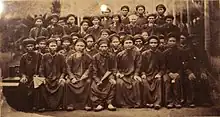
{"left": 18, "top": 4, "right": 212, "bottom": 112}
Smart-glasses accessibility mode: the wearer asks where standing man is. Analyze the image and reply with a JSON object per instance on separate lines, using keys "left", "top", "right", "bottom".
{"left": 135, "top": 5, "right": 148, "bottom": 26}
{"left": 29, "top": 17, "right": 49, "bottom": 39}
{"left": 47, "top": 14, "right": 64, "bottom": 37}
{"left": 155, "top": 4, "right": 166, "bottom": 26}
{"left": 120, "top": 5, "right": 130, "bottom": 25}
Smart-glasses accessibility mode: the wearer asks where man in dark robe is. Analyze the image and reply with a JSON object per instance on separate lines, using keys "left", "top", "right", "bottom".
{"left": 124, "top": 14, "right": 142, "bottom": 36}
{"left": 35, "top": 36, "right": 49, "bottom": 54}
{"left": 142, "top": 14, "right": 159, "bottom": 35}
{"left": 87, "top": 16, "right": 104, "bottom": 41}
{"left": 79, "top": 20, "right": 90, "bottom": 37}
{"left": 18, "top": 38, "right": 43, "bottom": 111}
{"left": 163, "top": 33, "right": 182, "bottom": 109}
{"left": 47, "top": 14, "right": 65, "bottom": 37}
{"left": 63, "top": 14, "right": 80, "bottom": 35}
{"left": 90, "top": 39, "right": 117, "bottom": 111}
{"left": 29, "top": 17, "right": 49, "bottom": 39}
{"left": 120, "top": 5, "right": 130, "bottom": 25}
{"left": 141, "top": 35, "right": 164, "bottom": 110}
{"left": 100, "top": 8, "right": 113, "bottom": 29}
{"left": 109, "top": 14, "right": 124, "bottom": 34}
{"left": 58, "top": 35, "right": 74, "bottom": 59}
{"left": 116, "top": 35, "right": 142, "bottom": 108}
{"left": 84, "top": 34, "right": 98, "bottom": 57}
{"left": 65, "top": 39, "right": 93, "bottom": 110}
{"left": 39, "top": 38, "right": 66, "bottom": 110}
{"left": 155, "top": 4, "right": 166, "bottom": 26}
{"left": 135, "top": 5, "right": 148, "bottom": 26}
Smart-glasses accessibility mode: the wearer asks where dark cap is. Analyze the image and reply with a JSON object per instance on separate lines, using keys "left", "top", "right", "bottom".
{"left": 136, "top": 5, "right": 145, "bottom": 11}
{"left": 47, "top": 13, "right": 59, "bottom": 21}
{"left": 36, "top": 36, "right": 47, "bottom": 43}
{"left": 121, "top": 5, "right": 130, "bottom": 11}
{"left": 156, "top": 4, "right": 166, "bottom": 12}
{"left": 61, "top": 35, "right": 72, "bottom": 43}
{"left": 165, "top": 15, "right": 174, "bottom": 20}
{"left": 22, "top": 38, "right": 36, "bottom": 46}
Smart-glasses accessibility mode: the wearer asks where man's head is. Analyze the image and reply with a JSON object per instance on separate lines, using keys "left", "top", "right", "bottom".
{"left": 112, "top": 14, "right": 121, "bottom": 23}
{"left": 134, "top": 34, "right": 144, "bottom": 48}
{"left": 70, "top": 33, "right": 80, "bottom": 44}
{"left": 129, "top": 14, "right": 138, "bottom": 24}
{"left": 74, "top": 38, "right": 86, "bottom": 52}
{"left": 84, "top": 34, "right": 95, "bottom": 49}
{"left": 136, "top": 5, "right": 145, "bottom": 15}
{"left": 165, "top": 15, "right": 174, "bottom": 24}
{"left": 36, "top": 36, "right": 47, "bottom": 50}
{"left": 100, "top": 29, "right": 110, "bottom": 39}
{"left": 92, "top": 16, "right": 101, "bottom": 25}
{"left": 147, "top": 14, "right": 156, "bottom": 23}
{"left": 167, "top": 33, "right": 178, "bottom": 47}
{"left": 98, "top": 40, "right": 109, "bottom": 53}
{"left": 35, "top": 17, "right": 43, "bottom": 27}
{"left": 66, "top": 14, "right": 77, "bottom": 25}
{"left": 102, "top": 8, "right": 111, "bottom": 17}
{"left": 49, "top": 14, "right": 59, "bottom": 25}
{"left": 61, "top": 35, "right": 72, "bottom": 48}
{"left": 156, "top": 4, "right": 166, "bottom": 15}
{"left": 121, "top": 5, "right": 129, "bottom": 16}
{"left": 148, "top": 35, "right": 159, "bottom": 50}
{"left": 47, "top": 38, "right": 58, "bottom": 53}
{"left": 23, "top": 38, "right": 36, "bottom": 52}
{"left": 159, "top": 35, "right": 166, "bottom": 46}
{"left": 123, "top": 35, "right": 134, "bottom": 50}
{"left": 109, "top": 34, "right": 120, "bottom": 48}
{"left": 80, "top": 20, "right": 90, "bottom": 30}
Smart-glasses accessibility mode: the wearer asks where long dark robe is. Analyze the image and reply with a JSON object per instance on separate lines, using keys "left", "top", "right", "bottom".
{"left": 64, "top": 52, "right": 93, "bottom": 109}
{"left": 39, "top": 53, "right": 66, "bottom": 110}
{"left": 136, "top": 15, "right": 148, "bottom": 26}
{"left": 63, "top": 24, "right": 80, "bottom": 35}
{"left": 124, "top": 24, "right": 142, "bottom": 36}
{"left": 141, "top": 49, "right": 164, "bottom": 106}
{"left": 47, "top": 24, "right": 64, "bottom": 37}
{"left": 87, "top": 25, "right": 103, "bottom": 41}
{"left": 163, "top": 46, "right": 182, "bottom": 105}
{"left": 90, "top": 52, "right": 116, "bottom": 107}
{"left": 116, "top": 48, "right": 142, "bottom": 107}
{"left": 155, "top": 15, "right": 166, "bottom": 26}
{"left": 29, "top": 27, "right": 49, "bottom": 39}
{"left": 18, "top": 52, "right": 42, "bottom": 111}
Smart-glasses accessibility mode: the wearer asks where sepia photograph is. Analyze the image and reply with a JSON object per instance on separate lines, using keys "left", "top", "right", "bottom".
{"left": 0, "top": 0, "right": 220, "bottom": 117}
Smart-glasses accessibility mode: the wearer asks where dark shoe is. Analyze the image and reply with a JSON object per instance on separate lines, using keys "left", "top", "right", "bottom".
{"left": 85, "top": 106, "right": 92, "bottom": 111}
{"left": 66, "top": 106, "right": 74, "bottom": 111}
{"left": 94, "top": 105, "right": 104, "bottom": 112}
{"left": 108, "top": 104, "right": 116, "bottom": 111}
{"left": 175, "top": 104, "right": 182, "bottom": 109}
{"left": 167, "top": 103, "right": 174, "bottom": 109}
{"left": 189, "top": 104, "right": 196, "bottom": 108}
{"left": 154, "top": 104, "right": 161, "bottom": 110}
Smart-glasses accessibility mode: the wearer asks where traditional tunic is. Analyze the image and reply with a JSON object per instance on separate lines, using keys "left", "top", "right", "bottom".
{"left": 155, "top": 15, "right": 166, "bottom": 26}
{"left": 116, "top": 48, "right": 142, "bottom": 107}
{"left": 18, "top": 52, "right": 43, "bottom": 111}
{"left": 29, "top": 27, "right": 49, "bottom": 39}
{"left": 39, "top": 53, "right": 66, "bottom": 110}
{"left": 63, "top": 24, "right": 80, "bottom": 35}
{"left": 141, "top": 49, "right": 164, "bottom": 106}
{"left": 136, "top": 15, "right": 148, "bottom": 26}
{"left": 120, "top": 15, "right": 130, "bottom": 25}
{"left": 65, "top": 52, "right": 93, "bottom": 109}
{"left": 87, "top": 26, "right": 103, "bottom": 41}
{"left": 124, "top": 24, "right": 142, "bottom": 36}
{"left": 163, "top": 46, "right": 182, "bottom": 105}
{"left": 47, "top": 24, "right": 64, "bottom": 37}
{"left": 101, "top": 16, "right": 113, "bottom": 29}
{"left": 90, "top": 52, "right": 116, "bottom": 107}
{"left": 109, "top": 23, "right": 124, "bottom": 34}
{"left": 85, "top": 48, "right": 98, "bottom": 57}
{"left": 142, "top": 24, "right": 159, "bottom": 35}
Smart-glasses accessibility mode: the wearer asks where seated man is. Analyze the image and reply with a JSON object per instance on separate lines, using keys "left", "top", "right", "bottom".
{"left": 39, "top": 38, "right": 66, "bottom": 110}
{"left": 90, "top": 39, "right": 117, "bottom": 111}
{"left": 141, "top": 35, "right": 164, "bottom": 110}
{"left": 116, "top": 35, "right": 142, "bottom": 108}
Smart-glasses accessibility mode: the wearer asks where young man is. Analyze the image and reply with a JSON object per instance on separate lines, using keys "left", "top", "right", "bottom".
{"left": 63, "top": 14, "right": 80, "bottom": 35}
{"left": 124, "top": 14, "right": 141, "bottom": 36}
{"left": 120, "top": 5, "right": 130, "bottom": 25}
{"left": 142, "top": 14, "right": 158, "bottom": 35}
{"left": 135, "top": 5, "right": 148, "bottom": 26}
{"left": 141, "top": 35, "right": 164, "bottom": 110}
{"left": 90, "top": 39, "right": 117, "bottom": 111}
{"left": 133, "top": 34, "right": 145, "bottom": 53}
{"left": 155, "top": 4, "right": 166, "bottom": 26}
{"left": 163, "top": 33, "right": 182, "bottom": 109}
{"left": 58, "top": 35, "right": 73, "bottom": 59}
{"left": 39, "top": 38, "right": 66, "bottom": 110}
{"left": 108, "top": 34, "right": 123, "bottom": 56}
{"left": 19, "top": 38, "right": 43, "bottom": 111}
{"left": 47, "top": 14, "right": 64, "bottom": 37}
{"left": 87, "top": 16, "right": 103, "bottom": 41}
{"left": 65, "top": 39, "right": 93, "bottom": 111}
{"left": 99, "top": 29, "right": 111, "bottom": 39}
{"left": 109, "top": 14, "right": 124, "bottom": 34}
{"left": 101, "top": 7, "right": 113, "bottom": 29}
{"left": 29, "top": 17, "right": 49, "bottom": 39}
{"left": 116, "top": 35, "right": 142, "bottom": 108}
{"left": 79, "top": 20, "right": 90, "bottom": 37}
{"left": 158, "top": 34, "right": 167, "bottom": 52}
{"left": 84, "top": 34, "right": 98, "bottom": 57}
{"left": 35, "top": 36, "right": 49, "bottom": 54}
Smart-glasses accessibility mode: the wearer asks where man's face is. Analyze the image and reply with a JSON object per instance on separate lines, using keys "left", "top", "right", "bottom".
{"left": 92, "top": 18, "right": 100, "bottom": 25}
{"left": 137, "top": 7, "right": 145, "bottom": 14}
{"left": 81, "top": 22, "right": 89, "bottom": 30}
{"left": 124, "top": 40, "right": 133, "bottom": 49}
{"left": 111, "top": 37, "right": 120, "bottom": 47}
{"left": 157, "top": 8, "right": 165, "bottom": 15}
{"left": 49, "top": 42, "right": 57, "bottom": 52}
{"left": 86, "top": 37, "right": 94, "bottom": 48}
{"left": 51, "top": 17, "right": 58, "bottom": 24}
{"left": 56, "top": 38, "right": 61, "bottom": 46}
{"left": 67, "top": 16, "right": 75, "bottom": 24}
{"left": 113, "top": 16, "right": 120, "bottom": 23}
{"left": 101, "top": 31, "right": 109, "bottom": 38}
{"left": 159, "top": 39, "right": 165, "bottom": 46}
{"left": 149, "top": 38, "right": 159, "bottom": 49}
{"left": 121, "top": 8, "right": 129, "bottom": 16}
{"left": 102, "top": 9, "right": 111, "bottom": 17}
{"left": 148, "top": 16, "right": 155, "bottom": 23}
{"left": 99, "top": 43, "right": 108, "bottom": 52}
{"left": 62, "top": 40, "right": 71, "bottom": 48}
{"left": 72, "top": 36, "right": 79, "bottom": 44}
{"left": 75, "top": 41, "right": 85, "bottom": 52}
{"left": 135, "top": 39, "right": 143, "bottom": 47}
{"left": 26, "top": 44, "right": 34, "bottom": 52}
{"left": 129, "top": 15, "right": 138, "bottom": 24}
{"left": 167, "top": 37, "right": 177, "bottom": 47}
{"left": 39, "top": 41, "right": 46, "bottom": 49}
{"left": 35, "top": 19, "right": 43, "bottom": 26}
{"left": 142, "top": 32, "right": 149, "bottom": 40}
{"left": 180, "top": 35, "right": 186, "bottom": 44}
{"left": 166, "top": 18, "right": 173, "bottom": 24}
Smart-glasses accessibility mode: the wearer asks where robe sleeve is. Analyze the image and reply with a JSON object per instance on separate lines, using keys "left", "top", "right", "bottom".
{"left": 92, "top": 56, "right": 101, "bottom": 83}
{"left": 140, "top": 52, "right": 147, "bottom": 76}
{"left": 29, "top": 28, "right": 35, "bottom": 38}
{"left": 66, "top": 55, "right": 74, "bottom": 79}
{"left": 19, "top": 55, "right": 26, "bottom": 76}
{"left": 158, "top": 51, "right": 165, "bottom": 76}
{"left": 39, "top": 54, "right": 45, "bottom": 77}
{"left": 81, "top": 55, "right": 93, "bottom": 80}
{"left": 60, "top": 54, "right": 66, "bottom": 79}
{"left": 134, "top": 51, "right": 142, "bottom": 76}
